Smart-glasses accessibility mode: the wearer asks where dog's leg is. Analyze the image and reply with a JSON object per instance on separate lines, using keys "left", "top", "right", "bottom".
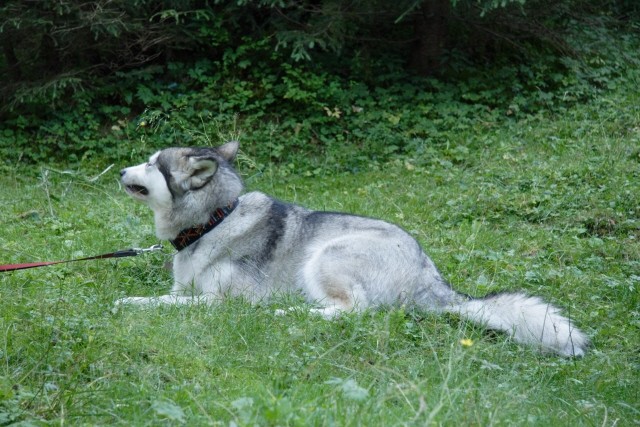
{"left": 275, "top": 304, "right": 353, "bottom": 319}
{"left": 308, "top": 305, "right": 352, "bottom": 319}
{"left": 114, "top": 294, "right": 215, "bottom": 308}
{"left": 299, "top": 241, "right": 372, "bottom": 319}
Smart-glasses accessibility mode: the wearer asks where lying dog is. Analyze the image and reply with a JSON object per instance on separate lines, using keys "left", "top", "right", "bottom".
{"left": 118, "top": 141, "right": 588, "bottom": 356}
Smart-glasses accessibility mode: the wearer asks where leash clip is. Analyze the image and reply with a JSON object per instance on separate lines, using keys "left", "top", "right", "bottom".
{"left": 134, "top": 244, "right": 164, "bottom": 255}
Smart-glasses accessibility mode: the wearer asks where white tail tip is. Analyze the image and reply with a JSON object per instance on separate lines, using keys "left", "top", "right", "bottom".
{"left": 456, "top": 293, "right": 589, "bottom": 357}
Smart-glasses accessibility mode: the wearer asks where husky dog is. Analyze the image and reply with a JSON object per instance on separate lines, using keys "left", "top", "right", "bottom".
{"left": 119, "top": 141, "right": 588, "bottom": 357}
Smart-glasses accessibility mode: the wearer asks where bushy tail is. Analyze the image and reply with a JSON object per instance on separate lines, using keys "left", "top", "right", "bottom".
{"left": 449, "top": 292, "right": 589, "bottom": 357}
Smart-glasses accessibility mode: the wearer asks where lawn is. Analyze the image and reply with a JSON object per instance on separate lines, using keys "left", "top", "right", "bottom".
{"left": 1, "top": 85, "right": 638, "bottom": 425}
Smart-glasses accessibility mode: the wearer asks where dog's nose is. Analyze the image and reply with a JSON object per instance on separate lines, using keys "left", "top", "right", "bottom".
{"left": 120, "top": 169, "right": 127, "bottom": 177}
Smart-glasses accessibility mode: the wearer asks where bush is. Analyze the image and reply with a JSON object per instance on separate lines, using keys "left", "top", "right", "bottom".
{"left": 0, "top": 1, "right": 638, "bottom": 169}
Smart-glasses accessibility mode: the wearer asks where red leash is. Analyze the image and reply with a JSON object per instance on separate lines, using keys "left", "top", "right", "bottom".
{"left": 0, "top": 244, "right": 163, "bottom": 272}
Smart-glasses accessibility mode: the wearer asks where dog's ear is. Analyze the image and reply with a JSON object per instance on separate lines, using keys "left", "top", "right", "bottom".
{"left": 216, "top": 141, "right": 239, "bottom": 162}
{"left": 186, "top": 155, "right": 218, "bottom": 189}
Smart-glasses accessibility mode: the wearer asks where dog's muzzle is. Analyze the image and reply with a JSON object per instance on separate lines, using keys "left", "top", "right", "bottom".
{"left": 120, "top": 169, "right": 149, "bottom": 196}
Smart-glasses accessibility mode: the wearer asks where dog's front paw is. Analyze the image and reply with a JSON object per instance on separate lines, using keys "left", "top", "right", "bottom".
{"left": 112, "top": 296, "right": 156, "bottom": 313}
{"left": 274, "top": 306, "right": 307, "bottom": 316}
{"left": 116, "top": 296, "right": 154, "bottom": 305}
{"left": 274, "top": 308, "right": 289, "bottom": 316}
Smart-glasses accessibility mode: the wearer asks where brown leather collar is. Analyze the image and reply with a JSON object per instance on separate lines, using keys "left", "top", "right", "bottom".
{"left": 170, "top": 199, "right": 239, "bottom": 251}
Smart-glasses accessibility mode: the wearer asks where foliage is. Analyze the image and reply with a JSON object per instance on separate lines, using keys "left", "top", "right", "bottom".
{"left": 0, "top": 15, "right": 637, "bottom": 170}
{"left": 0, "top": 1, "right": 639, "bottom": 168}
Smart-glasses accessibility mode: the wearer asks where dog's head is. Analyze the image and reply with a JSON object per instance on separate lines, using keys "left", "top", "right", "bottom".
{"left": 120, "top": 141, "right": 243, "bottom": 239}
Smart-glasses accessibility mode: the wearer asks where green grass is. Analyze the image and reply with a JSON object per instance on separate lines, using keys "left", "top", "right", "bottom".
{"left": 1, "top": 86, "right": 639, "bottom": 425}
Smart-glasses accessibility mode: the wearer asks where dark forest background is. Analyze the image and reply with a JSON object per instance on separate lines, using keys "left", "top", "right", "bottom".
{"left": 1, "top": 0, "right": 638, "bottom": 167}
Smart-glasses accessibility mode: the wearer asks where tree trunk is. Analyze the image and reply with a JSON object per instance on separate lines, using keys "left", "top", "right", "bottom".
{"left": 2, "top": 32, "right": 22, "bottom": 81}
{"left": 408, "top": 0, "right": 451, "bottom": 75}
{"left": 40, "top": 33, "right": 61, "bottom": 75}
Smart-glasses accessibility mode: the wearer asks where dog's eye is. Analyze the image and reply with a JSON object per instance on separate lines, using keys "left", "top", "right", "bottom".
{"left": 146, "top": 162, "right": 153, "bottom": 168}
